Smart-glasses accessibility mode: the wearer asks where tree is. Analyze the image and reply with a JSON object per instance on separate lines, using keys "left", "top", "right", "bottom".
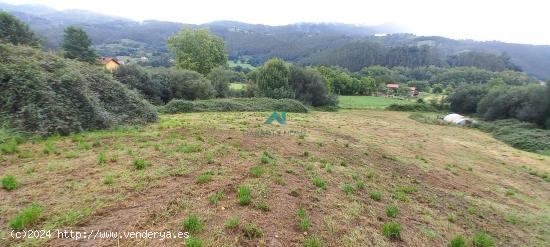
{"left": 289, "top": 65, "right": 334, "bottom": 106}
{"left": 256, "top": 58, "right": 293, "bottom": 99}
{"left": 207, "top": 66, "right": 234, "bottom": 98}
{"left": 0, "top": 12, "right": 40, "bottom": 47}
{"left": 449, "top": 84, "right": 488, "bottom": 113}
{"left": 62, "top": 26, "right": 97, "bottom": 63}
{"left": 167, "top": 28, "right": 227, "bottom": 75}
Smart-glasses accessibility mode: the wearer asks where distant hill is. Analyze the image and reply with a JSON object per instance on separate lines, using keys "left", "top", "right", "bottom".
{"left": 2, "top": 2, "right": 550, "bottom": 79}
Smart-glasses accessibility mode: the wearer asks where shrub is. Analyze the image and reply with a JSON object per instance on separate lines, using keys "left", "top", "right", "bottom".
{"left": 473, "top": 119, "right": 550, "bottom": 154}
{"left": 9, "top": 203, "right": 42, "bottom": 230}
{"left": 237, "top": 185, "right": 251, "bottom": 205}
{"left": 386, "top": 205, "right": 399, "bottom": 218}
{"left": 370, "top": 191, "right": 382, "bottom": 201}
{"left": 133, "top": 158, "right": 150, "bottom": 170}
{"left": 2, "top": 175, "right": 19, "bottom": 190}
{"left": 0, "top": 43, "right": 157, "bottom": 136}
{"left": 450, "top": 235, "right": 466, "bottom": 247}
{"left": 472, "top": 232, "right": 495, "bottom": 247}
{"left": 381, "top": 222, "right": 402, "bottom": 239}
{"left": 182, "top": 214, "right": 203, "bottom": 233}
{"left": 159, "top": 98, "right": 309, "bottom": 114}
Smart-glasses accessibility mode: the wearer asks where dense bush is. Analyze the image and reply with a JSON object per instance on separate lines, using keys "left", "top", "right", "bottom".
{"left": 159, "top": 98, "right": 308, "bottom": 113}
{"left": 115, "top": 65, "right": 216, "bottom": 103}
{"left": 474, "top": 119, "right": 550, "bottom": 154}
{"left": 449, "top": 84, "right": 489, "bottom": 114}
{"left": 289, "top": 65, "right": 337, "bottom": 107}
{"left": 0, "top": 43, "right": 157, "bottom": 136}
{"left": 477, "top": 85, "right": 549, "bottom": 126}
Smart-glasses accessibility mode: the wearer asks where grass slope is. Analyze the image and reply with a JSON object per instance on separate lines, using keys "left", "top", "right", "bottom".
{"left": 339, "top": 96, "right": 414, "bottom": 109}
{"left": 0, "top": 110, "right": 548, "bottom": 246}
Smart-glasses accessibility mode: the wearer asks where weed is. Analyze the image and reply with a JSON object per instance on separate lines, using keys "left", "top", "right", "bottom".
{"left": 296, "top": 207, "right": 310, "bottom": 231}
{"left": 185, "top": 236, "right": 203, "bottom": 247}
{"left": 243, "top": 223, "right": 263, "bottom": 239}
{"left": 303, "top": 151, "right": 309, "bottom": 157}
{"left": 182, "top": 214, "right": 203, "bottom": 233}
{"left": 9, "top": 203, "right": 42, "bottom": 230}
{"left": 366, "top": 171, "right": 375, "bottom": 179}
{"left": 208, "top": 190, "right": 224, "bottom": 204}
{"left": 355, "top": 181, "right": 365, "bottom": 190}
{"left": 103, "top": 175, "right": 115, "bottom": 185}
{"left": 64, "top": 150, "right": 80, "bottom": 158}
{"left": 468, "top": 207, "right": 477, "bottom": 214}
{"left": 97, "top": 152, "right": 106, "bottom": 165}
{"left": 370, "top": 191, "right": 382, "bottom": 201}
{"left": 341, "top": 183, "right": 355, "bottom": 195}
{"left": 260, "top": 151, "right": 274, "bottom": 164}
{"left": 306, "top": 163, "right": 314, "bottom": 171}
{"left": 386, "top": 205, "right": 399, "bottom": 218}
{"left": 237, "top": 185, "right": 251, "bottom": 205}
{"left": 304, "top": 235, "right": 323, "bottom": 247}
{"left": 249, "top": 166, "right": 264, "bottom": 177}
{"left": 505, "top": 189, "right": 515, "bottom": 196}
{"left": 254, "top": 201, "right": 270, "bottom": 212}
{"left": 2, "top": 175, "right": 19, "bottom": 190}
{"left": 450, "top": 235, "right": 466, "bottom": 247}
{"left": 339, "top": 160, "right": 348, "bottom": 167}
{"left": 133, "top": 158, "right": 150, "bottom": 170}
{"left": 448, "top": 213, "right": 456, "bottom": 223}
{"left": 43, "top": 141, "right": 59, "bottom": 155}
{"left": 312, "top": 177, "right": 327, "bottom": 189}
{"left": 110, "top": 154, "right": 119, "bottom": 163}
{"left": 196, "top": 172, "right": 213, "bottom": 184}
{"left": 324, "top": 164, "right": 333, "bottom": 173}
{"left": 381, "top": 221, "right": 402, "bottom": 239}
{"left": 177, "top": 143, "right": 201, "bottom": 153}
{"left": 225, "top": 216, "right": 240, "bottom": 229}
{"left": 472, "top": 232, "right": 495, "bottom": 247}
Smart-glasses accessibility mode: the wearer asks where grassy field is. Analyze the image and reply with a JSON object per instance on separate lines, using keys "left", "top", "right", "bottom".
{"left": 339, "top": 96, "right": 414, "bottom": 109}
{"left": 1, "top": 110, "right": 549, "bottom": 246}
{"left": 229, "top": 83, "right": 247, "bottom": 90}
{"left": 228, "top": 60, "right": 256, "bottom": 70}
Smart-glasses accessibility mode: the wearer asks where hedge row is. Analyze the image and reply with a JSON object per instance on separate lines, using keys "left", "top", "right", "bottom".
{"left": 159, "top": 98, "right": 309, "bottom": 113}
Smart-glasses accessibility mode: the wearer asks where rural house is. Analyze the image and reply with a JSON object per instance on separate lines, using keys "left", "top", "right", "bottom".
{"left": 99, "top": 57, "right": 120, "bottom": 72}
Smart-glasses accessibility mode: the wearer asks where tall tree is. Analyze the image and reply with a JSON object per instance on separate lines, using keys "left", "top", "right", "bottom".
{"left": 256, "top": 58, "right": 293, "bottom": 99}
{"left": 62, "top": 26, "right": 97, "bottom": 63}
{"left": 167, "top": 28, "right": 227, "bottom": 75}
{"left": 0, "top": 12, "right": 40, "bottom": 47}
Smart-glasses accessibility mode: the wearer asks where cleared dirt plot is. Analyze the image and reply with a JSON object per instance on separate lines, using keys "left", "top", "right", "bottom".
{"left": 1, "top": 110, "right": 549, "bottom": 247}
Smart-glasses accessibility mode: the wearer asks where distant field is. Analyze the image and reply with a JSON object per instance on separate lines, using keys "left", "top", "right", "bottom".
{"left": 229, "top": 82, "right": 247, "bottom": 90}
{"left": 339, "top": 95, "right": 413, "bottom": 109}
{"left": 228, "top": 60, "right": 256, "bottom": 70}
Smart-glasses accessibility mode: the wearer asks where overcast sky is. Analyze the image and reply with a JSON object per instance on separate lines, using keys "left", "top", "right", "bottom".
{"left": 3, "top": 0, "right": 550, "bottom": 45}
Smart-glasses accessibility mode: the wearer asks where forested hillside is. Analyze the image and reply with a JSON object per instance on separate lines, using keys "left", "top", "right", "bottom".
{"left": 2, "top": 2, "right": 550, "bottom": 79}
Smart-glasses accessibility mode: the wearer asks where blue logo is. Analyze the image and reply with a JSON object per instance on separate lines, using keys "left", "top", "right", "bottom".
{"left": 264, "top": 112, "right": 286, "bottom": 124}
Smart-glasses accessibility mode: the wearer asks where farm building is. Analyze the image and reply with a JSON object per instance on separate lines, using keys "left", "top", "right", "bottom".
{"left": 99, "top": 57, "right": 120, "bottom": 72}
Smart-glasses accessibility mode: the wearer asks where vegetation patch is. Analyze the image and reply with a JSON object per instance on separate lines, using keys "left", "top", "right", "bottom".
{"left": 9, "top": 203, "right": 43, "bottom": 230}
{"left": 159, "top": 98, "right": 308, "bottom": 114}
{"left": 2, "top": 175, "right": 19, "bottom": 190}
{"left": 381, "top": 221, "right": 402, "bottom": 239}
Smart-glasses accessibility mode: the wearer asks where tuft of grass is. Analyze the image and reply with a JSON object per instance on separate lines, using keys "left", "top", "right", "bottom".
{"left": 448, "top": 213, "right": 456, "bottom": 223}
{"left": 103, "top": 175, "right": 115, "bottom": 185}
{"left": 260, "top": 151, "right": 274, "bottom": 164}
{"left": 304, "top": 235, "right": 323, "bottom": 247}
{"left": 109, "top": 154, "right": 119, "bottom": 163}
{"left": 450, "top": 235, "right": 466, "bottom": 247}
{"left": 237, "top": 185, "right": 252, "bottom": 205}
{"left": 133, "top": 158, "right": 150, "bottom": 170}
{"left": 2, "top": 175, "right": 19, "bottom": 190}
{"left": 185, "top": 236, "right": 203, "bottom": 247}
{"left": 43, "top": 141, "right": 59, "bottom": 155}
{"left": 341, "top": 183, "right": 355, "bottom": 195}
{"left": 472, "top": 232, "right": 495, "bottom": 247}
{"left": 370, "top": 191, "right": 382, "bottom": 201}
{"left": 249, "top": 166, "right": 264, "bottom": 177}
{"left": 182, "top": 214, "right": 203, "bottom": 233}
{"left": 208, "top": 190, "right": 224, "bottom": 204}
{"left": 386, "top": 205, "right": 399, "bottom": 218}
{"left": 196, "top": 172, "right": 213, "bottom": 184}
{"left": 97, "top": 152, "right": 106, "bottom": 165}
{"left": 296, "top": 207, "right": 310, "bottom": 231}
{"left": 254, "top": 201, "right": 270, "bottom": 212}
{"left": 243, "top": 223, "right": 263, "bottom": 239}
{"left": 381, "top": 221, "right": 402, "bottom": 239}
{"left": 355, "top": 180, "right": 365, "bottom": 190}
{"left": 224, "top": 216, "right": 240, "bottom": 229}
{"left": 339, "top": 160, "right": 348, "bottom": 167}
{"left": 9, "top": 203, "right": 42, "bottom": 230}
{"left": 312, "top": 177, "right": 327, "bottom": 189}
